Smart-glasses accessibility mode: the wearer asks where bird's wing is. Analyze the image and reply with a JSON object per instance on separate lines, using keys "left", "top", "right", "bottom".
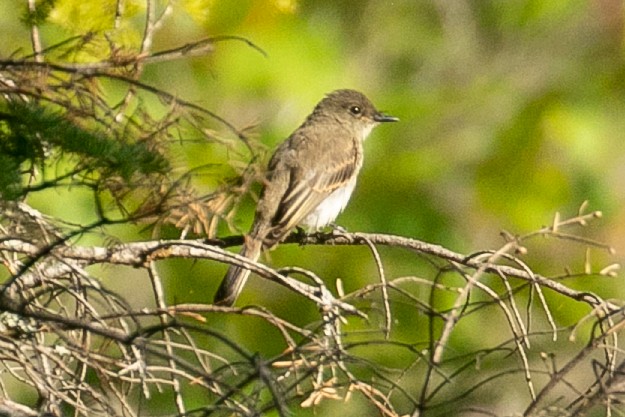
{"left": 280, "top": 158, "right": 356, "bottom": 225}
{"left": 262, "top": 148, "right": 358, "bottom": 247}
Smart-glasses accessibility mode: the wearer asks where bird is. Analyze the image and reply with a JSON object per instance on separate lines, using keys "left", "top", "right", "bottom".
{"left": 214, "top": 89, "right": 398, "bottom": 306}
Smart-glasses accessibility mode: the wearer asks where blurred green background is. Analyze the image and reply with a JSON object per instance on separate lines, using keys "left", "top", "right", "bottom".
{"left": 2, "top": 0, "right": 625, "bottom": 415}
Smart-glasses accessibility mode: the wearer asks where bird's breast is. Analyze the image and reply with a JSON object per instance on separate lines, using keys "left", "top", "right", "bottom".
{"left": 300, "top": 175, "right": 358, "bottom": 230}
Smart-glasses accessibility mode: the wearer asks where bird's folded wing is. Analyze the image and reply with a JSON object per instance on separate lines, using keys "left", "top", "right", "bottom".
{"left": 265, "top": 156, "right": 357, "bottom": 244}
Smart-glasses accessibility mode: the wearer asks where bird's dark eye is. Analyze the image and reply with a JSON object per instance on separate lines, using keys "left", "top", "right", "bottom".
{"left": 349, "top": 105, "right": 362, "bottom": 115}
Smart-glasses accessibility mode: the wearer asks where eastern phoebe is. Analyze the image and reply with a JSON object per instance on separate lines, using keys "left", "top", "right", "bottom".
{"left": 214, "top": 89, "right": 398, "bottom": 306}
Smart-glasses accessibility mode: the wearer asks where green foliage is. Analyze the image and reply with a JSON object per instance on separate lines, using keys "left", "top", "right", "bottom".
{"left": 20, "top": 0, "right": 56, "bottom": 26}
{"left": 0, "top": 102, "right": 168, "bottom": 200}
{"left": 48, "top": 0, "right": 141, "bottom": 31}
{"left": 0, "top": 154, "right": 22, "bottom": 200}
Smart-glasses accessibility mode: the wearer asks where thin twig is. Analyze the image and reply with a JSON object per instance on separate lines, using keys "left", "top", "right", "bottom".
{"left": 27, "top": 0, "right": 44, "bottom": 63}
{"left": 357, "top": 234, "right": 392, "bottom": 339}
{"left": 147, "top": 262, "right": 185, "bottom": 414}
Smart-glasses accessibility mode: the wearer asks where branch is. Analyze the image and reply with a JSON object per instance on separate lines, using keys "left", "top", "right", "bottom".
{"left": 0, "top": 229, "right": 616, "bottom": 313}
{"left": 0, "top": 237, "right": 363, "bottom": 318}
{"left": 294, "top": 231, "right": 617, "bottom": 311}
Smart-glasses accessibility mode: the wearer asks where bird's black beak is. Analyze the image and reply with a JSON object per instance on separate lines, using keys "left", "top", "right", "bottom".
{"left": 374, "top": 112, "right": 399, "bottom": 123}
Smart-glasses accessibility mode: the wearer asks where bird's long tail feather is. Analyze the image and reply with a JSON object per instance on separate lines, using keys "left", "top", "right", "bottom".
{"left": 213, "top": 239, "right": 262, "bottom": 306}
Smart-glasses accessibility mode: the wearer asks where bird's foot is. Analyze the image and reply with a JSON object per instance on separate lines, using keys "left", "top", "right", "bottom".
{"left": 328, "top": 223, "right": 348, "bottom": 234}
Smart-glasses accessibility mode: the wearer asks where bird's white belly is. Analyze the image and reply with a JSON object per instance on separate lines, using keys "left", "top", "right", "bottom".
{"left": 301, "top": 176, "right": 357, "bottom": 230}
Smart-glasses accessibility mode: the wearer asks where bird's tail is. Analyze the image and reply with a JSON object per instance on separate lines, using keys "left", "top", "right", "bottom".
{"left": 213, "top": 239, "right": 262, "bottom": 306}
